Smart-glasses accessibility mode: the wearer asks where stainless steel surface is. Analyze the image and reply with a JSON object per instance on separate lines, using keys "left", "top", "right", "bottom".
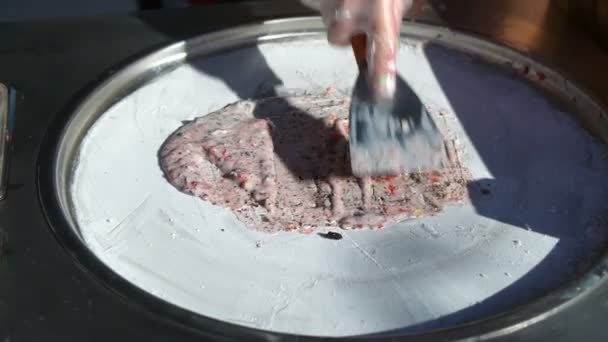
{"left": 0, "top": 84, "right": 12, "bottom": 201}
{"left": 40, "top": 16, "right": 608, "bottom": 338}
{"left": 2, "top": 2, "right": 608, "bottom": 341}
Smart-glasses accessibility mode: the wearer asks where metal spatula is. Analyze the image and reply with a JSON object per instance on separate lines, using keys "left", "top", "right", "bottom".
{"left": 348, "top": 34, "right": 448, "bottom": 176}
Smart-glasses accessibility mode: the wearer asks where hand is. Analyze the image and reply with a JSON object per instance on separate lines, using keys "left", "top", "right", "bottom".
{"left": 304, "top": 0, "right": 410, "bottom": 98}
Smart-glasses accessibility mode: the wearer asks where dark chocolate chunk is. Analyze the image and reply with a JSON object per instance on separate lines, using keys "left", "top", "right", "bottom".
{"left": 319, "top": 232, "right": 343, "bottom": 240}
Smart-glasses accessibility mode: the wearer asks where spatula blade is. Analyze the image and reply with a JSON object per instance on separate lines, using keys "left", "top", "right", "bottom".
{"left": 349, "top": 71, "right": 448, "bottom": 176}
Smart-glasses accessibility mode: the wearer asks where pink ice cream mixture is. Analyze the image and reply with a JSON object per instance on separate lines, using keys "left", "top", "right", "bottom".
{"left": 160, "top": 94, "right": 470, "bottom": 233}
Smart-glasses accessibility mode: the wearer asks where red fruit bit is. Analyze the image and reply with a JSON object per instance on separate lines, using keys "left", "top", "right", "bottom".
{"left": 286, "top": 225, "right": 297, "bottom": 232}
{"left": 327, "top": 115, "right": 337, "bottom": 124}
{"left": 237, "top": 174, "right": 248, "bottom": 183}
{"left": 300, "top": 228, "right": 315, "bottom": 235}
{"left": 536, "top": 71, "right": 546, "bottom": 81}
{"left": 429, "top": 175, "right": 442, "bottom": 183}
{"left": 388, "top": 184, "right": 396, "bottom": 194}
{"left": 190, "top": 181, "right": 199, "bottom": 188}
{"left": 522, "top": 65, "right": 530, "bottom": 75}
{"left": 376, "top": 224, "right": 384, "bottom": 229}
{"left": 383, "top": 175, "right": 397, "bottom": 181}
{"left": 382, "top": 206, "right": 389, "bottom": 213}
{"left": 326, "top": 86, "right": 335, "bottom": 93}
{"left": 221, "top": 147, "right": 227, "bottom": 157}
{"left": 356, "top": 224, "right": 364, "bottom": 229}
{"left": 398, "top": 208, "right": 410, "bottom": 213}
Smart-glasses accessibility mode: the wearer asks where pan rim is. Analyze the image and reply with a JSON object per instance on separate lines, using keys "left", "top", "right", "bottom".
{"left": 37, "top": 17, "right": 608, "bottom": 340}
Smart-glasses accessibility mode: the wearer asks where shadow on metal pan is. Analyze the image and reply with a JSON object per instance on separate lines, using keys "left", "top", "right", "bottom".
{"left": 374, "top": 43, "right": 608, "bottom": 335}
{"left": 137, "top": 9, "right": 608, "bottom": 337}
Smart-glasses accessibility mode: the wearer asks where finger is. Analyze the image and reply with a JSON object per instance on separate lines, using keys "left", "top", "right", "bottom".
{"left": 324, "top": 0, "right": 367, "bottom": 45}
{"left": 322, "top": 0, "right": 349, "bottom": 45}
{"left": 368, "top": 0, "right": 405, "bottom": 99}
{"left": 327, "top": 20, "right": 356, "bottom": 45}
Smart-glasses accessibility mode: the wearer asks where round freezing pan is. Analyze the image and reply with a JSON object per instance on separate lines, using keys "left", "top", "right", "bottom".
{"left": 39, "top": 18, "right": 608, "bottom": 339}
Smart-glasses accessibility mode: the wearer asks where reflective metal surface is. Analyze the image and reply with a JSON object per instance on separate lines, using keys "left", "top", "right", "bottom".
{"left": 38, "top": 16, "right": 608, "bottom": 339}
{"left": 2, "top": 1, "right": 608, "bottom": 341}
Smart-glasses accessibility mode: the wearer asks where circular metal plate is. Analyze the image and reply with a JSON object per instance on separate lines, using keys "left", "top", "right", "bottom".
{"left": 40, "top": 18, "right": 608, "bottom": 338}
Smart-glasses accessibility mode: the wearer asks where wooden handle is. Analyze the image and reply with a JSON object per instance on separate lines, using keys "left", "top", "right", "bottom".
{"left": 350, "top": 34, "right": 367, "bottom": 69}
